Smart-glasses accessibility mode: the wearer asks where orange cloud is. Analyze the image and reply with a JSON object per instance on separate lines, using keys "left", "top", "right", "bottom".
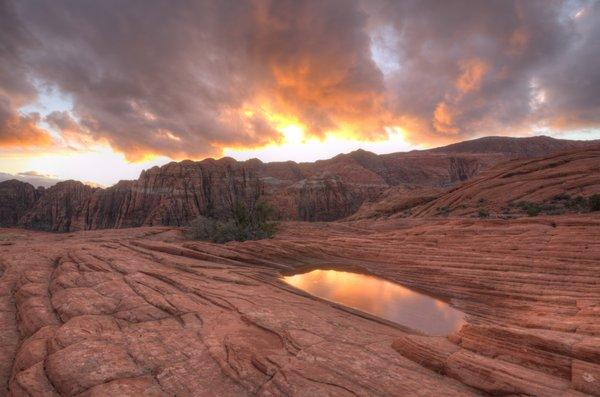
{"left": 429, "top": 58, "right": 490, "bottom": 136}
{"left": 246, "top": 0, "right": 391, "bottom": 142}
{"left": 0, "top": 112, "right": 53, "bottom": 148}
{"left": 455, "top": 58, "right": 489, "bottom": 93}
{"left": 3, "top": 0, "right": 598, "bottom": 163}
{"left": 433, "top": 102, "right": 459, "bottom": 134}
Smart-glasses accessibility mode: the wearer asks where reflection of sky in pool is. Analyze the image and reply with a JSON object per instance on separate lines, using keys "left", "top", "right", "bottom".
{"left": 284, "top": 269, "right": 465, "bottom": 336}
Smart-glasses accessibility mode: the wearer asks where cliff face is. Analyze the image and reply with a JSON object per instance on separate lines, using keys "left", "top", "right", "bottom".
{"left": 113, "top": 159, "right": 266, "bottom": 228}
{"left": 17, "top": 181, "right": 97, "bottom": 232}
{"left": 6, "top": 136, "right": 597, "bottom": 231}
{"left": 86, "top": 180, "right": 134, "bottom": 229}
{"left": 0, "top": 180, "right": 42, "bottom": 227}
{"left": 290, "top": 174, "right": 377, "bottom": 222}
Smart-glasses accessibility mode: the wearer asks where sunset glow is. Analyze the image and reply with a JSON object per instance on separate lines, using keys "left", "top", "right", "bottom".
{"left": 1, "top": 3, "right": 597, "bottom": 394}
{"left": 284, "top": 269, "right": 465, "bottom": 335}
{"left": 1, "top": 0, "right": 598, "bottom": 187}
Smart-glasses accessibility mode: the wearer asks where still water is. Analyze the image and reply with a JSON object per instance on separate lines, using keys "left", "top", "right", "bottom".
{"left": 284, "top": 269, "right": 465, "bottom": 336}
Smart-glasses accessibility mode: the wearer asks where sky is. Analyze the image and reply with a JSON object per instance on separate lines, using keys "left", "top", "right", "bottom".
{"left": 1, "top": 0, "right": 599, "bottom": 187}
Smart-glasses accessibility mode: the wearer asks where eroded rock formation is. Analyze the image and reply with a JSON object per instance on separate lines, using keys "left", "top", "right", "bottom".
{"left": 0, "top": 180, "right": 42, "bottom": 227}
{"left": 2, "top": 135, "right": 597, "bottom": 231}
{"left": 17, "top": 181, "right": 98, "bottom": 232}
{"left": 412, "top": 146, "right": 600, "bottom": 218}
{"left": 0, "top": 213, "right": 598, "bottom": 395}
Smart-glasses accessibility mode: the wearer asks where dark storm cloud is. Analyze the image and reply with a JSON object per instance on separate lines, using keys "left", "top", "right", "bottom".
{"left": 15, "top": 0, "right": 283, "bottom": 158}
{"left": 535, "top": 2, "right": 600, "bottom": 130}
{"left": 0, "top": 0, "right": 598, "bottom": 157}
{"left": 367, "top": 0, "right": 598, "bottom": 143}
{"left": 0, "top": 0, "right": 52, "bottom": 147}
{"left": 10, "top": 0, "right": 385, "bottom": 159}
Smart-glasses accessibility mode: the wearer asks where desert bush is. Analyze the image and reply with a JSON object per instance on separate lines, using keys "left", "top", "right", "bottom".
{"left": 517, "top": 201, "right": 562, "bottom": 217}
{"left": 589, "top": 194, "right": 600, "bottom": 212}
{"left": 552, "top": 193, "right": 571, "bottom": 201}
{"left": 477, "top": 209, "right": 489, "bottom": 218}
{"left": 186, "top": 199, "right": 278, "bottom": 243}
{"left": 517, "top": 201, "right": 541, "bottom": 217}
{"left": 565, "top": 195, "right": 587, "bottom": 210}
{"left": 526, "top": 205, "right": 541, "bottom": 217}
{"left": 545, "top": 207, "right": 566, "bottom": 216}
{"left": 186, "top": 216, "right": 217, "bottom": 240}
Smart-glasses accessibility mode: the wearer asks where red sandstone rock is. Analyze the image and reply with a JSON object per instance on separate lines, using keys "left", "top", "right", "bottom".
{"left": 17, "top": 180, "right": 97, "bottom": 231}
{"left": 10, "top": 136, "right": 596, "bottom": 231}
{"left": 412, "top": 146, "right": 600, "bottom": 218}
{"left": 0, "top": 180, "right": 42, "bottom": 227}
{"left": 0, "top": 211, "right": 598, "bottom": 395}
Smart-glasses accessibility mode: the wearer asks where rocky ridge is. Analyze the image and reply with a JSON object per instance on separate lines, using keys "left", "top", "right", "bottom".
{"left": 411, "top": 146, "right": 600, "bottom": 218}
{"left": 2, "top": 136, "right": 596, "bottom": 231}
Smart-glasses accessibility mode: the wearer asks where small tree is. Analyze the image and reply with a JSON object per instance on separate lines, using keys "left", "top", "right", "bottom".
{"left": 186, "top": 199, "right": 278, "bottom": 243}
{"left": 526, "top": 204, "right": 541, "bottom": 217}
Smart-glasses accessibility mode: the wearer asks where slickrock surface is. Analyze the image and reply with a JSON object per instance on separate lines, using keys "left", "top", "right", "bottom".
{"left": 346, "top": 186, "right": 444, "bottom": 220}
{"left": 3, "top": 135, "right": 594, "bottom": 231}
{"left": 1, "top": 214, "right": 599, "bottom": 396}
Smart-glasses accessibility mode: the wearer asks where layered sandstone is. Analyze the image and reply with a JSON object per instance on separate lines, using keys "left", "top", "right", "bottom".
{"left": 0, "top": 213, "right": 598, "bottom": 395}
{"left": 17, "top": 181, "right": 98, "bottom": 232}
{"left": 347, "top": 186, "right": 444, "bottom": 220}
{"left": 412, "top": 146, "right": 600, "bottom": 218}
{"left": 0, "top": 180, "right": 42, "bottom": 227}
{"left": 4, "top": 135, "right": 597, "bottom": 231}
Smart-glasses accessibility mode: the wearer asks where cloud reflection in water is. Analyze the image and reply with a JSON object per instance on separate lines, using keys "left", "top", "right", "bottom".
{"left": 284, "top": 269, "right": 465, "bottom": 336}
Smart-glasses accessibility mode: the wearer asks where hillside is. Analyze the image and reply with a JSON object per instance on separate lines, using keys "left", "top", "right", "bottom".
{"left": 411, "top": 146, "right": 600, "bottom": 218}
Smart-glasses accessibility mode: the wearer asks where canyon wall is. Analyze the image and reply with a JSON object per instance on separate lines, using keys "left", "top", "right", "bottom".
{"left": 2, "top": 136, "right": 597, "bottom": 231}
{"left": 0, "top": 180, "right": 43, "bottom": 227}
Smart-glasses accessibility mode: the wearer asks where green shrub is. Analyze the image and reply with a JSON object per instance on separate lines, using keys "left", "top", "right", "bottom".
{"left": 565, "top": 195, "right": 587, "bottom": 210}
{"left": 589, "top": 194, "right": 600, "bottom": 212}
{"left": 545, "top": 207, "right": 566, "bottom": 216}
{"left": 477, "top": 209, "right": 489, "bottom": 218}
{"left": 517, "top": 201, "right": 542, "bottom": 217}
{"left": 186, "top": 216, "right": 217, "bottom": 240}
{"left": 552, "top": 193, "right": 571, "bottom": 201}
{"left": 526, "top": 206, "right": 541, "bottom": 217}
{"left": 186, "top": 199, "right": 278, "bottom": 243}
